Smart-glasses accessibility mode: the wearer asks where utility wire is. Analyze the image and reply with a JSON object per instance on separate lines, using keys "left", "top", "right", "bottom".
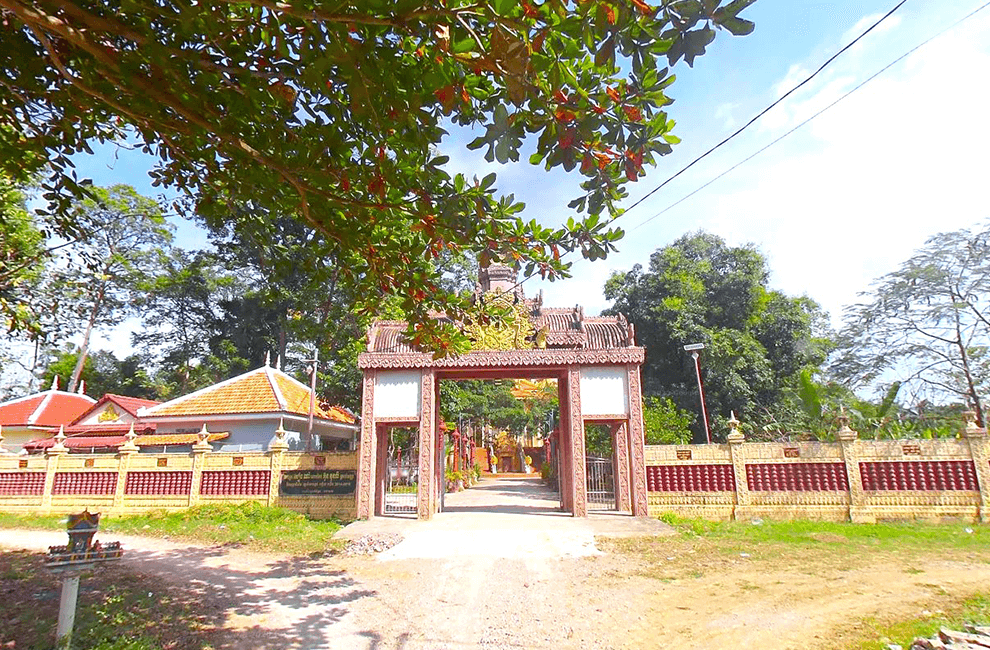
{"left": 617, "top": 0, "right": 909, "bottom": 220}
{"left": 630, "top": 0, "right": 990, "bottom": 232}
{"left": 510, "top": 0, "right": 910, "bottom": 293}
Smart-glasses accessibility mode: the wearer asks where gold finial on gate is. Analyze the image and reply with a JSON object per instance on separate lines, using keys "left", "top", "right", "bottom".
{"left": 726, "top": 412, "right": 744, "bottom": 444}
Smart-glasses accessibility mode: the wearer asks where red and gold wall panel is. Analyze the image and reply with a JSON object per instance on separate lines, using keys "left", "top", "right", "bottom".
{"left": 0, "top": 472, "right": 45, "bottom": 495}
{"left": 647, "top": 464, "right": 735, "bottom": 492}
{"left": 859, "top": 460, "right": 978, "bottom": 491}
{"left": 125, "top": 471, "right": 193, "bottom": 495}
{"left": 53, "top": 472, "right": 118, "bottom": 495}
{"left": 200, "top": 470, "right": 270, "bottom": 496}
{"left": 747, "top": 463, "right": 848, "bottom": 492}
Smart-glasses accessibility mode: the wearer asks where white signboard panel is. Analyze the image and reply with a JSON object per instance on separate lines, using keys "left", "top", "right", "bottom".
{"left": 374, "top": 370, "right": 422, "bottom": 419}
{"left": 580, "top": 367, "right": 628, "bottom": 416}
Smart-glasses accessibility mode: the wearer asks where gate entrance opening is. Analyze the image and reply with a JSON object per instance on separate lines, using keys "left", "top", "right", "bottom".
{"left": 356, "top": 264, "right": 649, "bottom": 520}
{"left": 379, "top": 426, "right": 418, "bottom": 516}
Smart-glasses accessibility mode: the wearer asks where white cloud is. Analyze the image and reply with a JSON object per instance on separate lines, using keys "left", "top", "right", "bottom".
{"left": 841, "top": 12, "right": 903, "bottom": 47}
{"left": 698, "top": 16, "right": 990, "bottom": 327}
{"left": 551, "top": 7, "right": 990, "bottom": 332}
{"left": 714, "top": 102, "right": 739, "bottom": 130}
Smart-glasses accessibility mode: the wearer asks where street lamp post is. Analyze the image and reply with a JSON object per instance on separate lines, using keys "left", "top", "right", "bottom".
{"left": 684, "top": 343, "right": 711, "bottom": 444}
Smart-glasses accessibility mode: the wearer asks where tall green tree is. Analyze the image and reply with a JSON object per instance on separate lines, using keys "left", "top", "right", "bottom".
{"left": 604, "top": 231, "right": 831, "bottom": 441}
{"left": 1, "top": 0, "right": 757, "bottom": 352}
{"left": 42, "top": 347, "right": 157, "bottom": 400}
{"left": 831, "top": 222, "right": 990, "bottom": 427}
{"left": 58, "top": 185, "right": 174, "bottom": 392}
{"left": 0, "top": 175, "right": 46, "bottom": 337}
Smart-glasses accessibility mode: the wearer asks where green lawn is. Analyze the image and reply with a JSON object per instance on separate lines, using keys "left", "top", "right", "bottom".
{"left": 2, "top": 549, "right": 216, "bottom": 650}
{"left": 0, "top": 502, "right": 346, "bottom": 556}
{"left": 856, "top": 593, "right": 990, "bottom": 650}
{"left": 657, "top": 511, "right": 987, "bottom": 555}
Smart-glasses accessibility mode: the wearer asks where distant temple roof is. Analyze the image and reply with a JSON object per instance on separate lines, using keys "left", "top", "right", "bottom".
{"left": 360, "top": 263, "right": 643, "bottom": 370}
{"left": 138, "top": 365, "right": 356, "bottom": 425}
{"left": 0, "top": 380, "right": 96, "bottom": 428}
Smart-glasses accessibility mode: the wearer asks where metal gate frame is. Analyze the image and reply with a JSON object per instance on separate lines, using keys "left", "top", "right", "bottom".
{"left": 384, "top": 432, "right": 418, "bottom": 515}
{"left": 586, "top": 456, "right": 616, "bottom": 510}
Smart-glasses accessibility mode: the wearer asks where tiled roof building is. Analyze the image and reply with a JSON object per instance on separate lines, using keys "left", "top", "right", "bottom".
{"left": 138, "top": 364, "right": 357, "bottom": 452}
{"left": 0, "top": 378, "right": 96, "bottom": 453}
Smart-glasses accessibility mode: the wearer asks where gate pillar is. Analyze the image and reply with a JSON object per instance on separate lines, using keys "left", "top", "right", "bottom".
{"left": 557, "top": 377, "right": 571, "bottom": 511}
{"left": 357, "top": 370, "right": 377, "bottom": 519}
{"left": 627, "top": 364, "right": 649, "bottom": 517}
{"left": 416, "top": 369, "right": 439, "bottom": 520}
{"left": 567, "top": 366, "right": 588, "bottom": 517}
{"left": 613, "top": 421, "right": 631, "bottom": 512}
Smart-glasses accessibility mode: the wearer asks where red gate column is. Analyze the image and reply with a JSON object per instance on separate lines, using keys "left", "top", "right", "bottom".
{"left": 557, "top": 376, "right": 572, "bottom": 511}
{"left": 357, "top": 369, "right": 377, "bottom": 519}
{"left": 417, "top": 368, "right": 438, "bottom": 520}
{"left": 374, "top": 426, "right": 388, "bottom": 515}
{"left": 568, "top": 366, "right": 588, "bottom": 517}
{"left": 613, "top": 421, "right": 631, "bottom": 512}
{"left": 626, "top": 364, "right": 649, "bottom": 517}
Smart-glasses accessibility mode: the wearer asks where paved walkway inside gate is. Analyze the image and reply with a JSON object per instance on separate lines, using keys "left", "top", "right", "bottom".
{"left": 337, "top": 474, "right": 672, "bottom": 560}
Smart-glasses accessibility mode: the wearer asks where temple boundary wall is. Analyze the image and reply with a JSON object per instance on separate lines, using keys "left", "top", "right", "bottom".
{"left": 3, "top": 421, "right": 987, "bottom": 524}
{"left": 645, "top": 419, "right": 990, "bottom": 523}
{"left": 0, "top": 446, "right": 356, "bottom": 520}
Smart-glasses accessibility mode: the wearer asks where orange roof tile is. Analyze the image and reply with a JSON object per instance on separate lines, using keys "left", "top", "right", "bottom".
{"left": 0, "top": 390, "right": 96, "bottom": 427}
{"left": 103, "top": 394, "right": 160, "bottom": 416}
{"left": 142, "top": 366, "right": 356, "bottom": 424}
{"left": 68, "top": 393, "right": 161, "bottom": 426}
{"left": 135, "top": 432, "right": 229, "bottom": 445}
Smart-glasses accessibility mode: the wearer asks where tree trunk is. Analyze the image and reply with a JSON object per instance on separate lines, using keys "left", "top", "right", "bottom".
{"left": 68, "top": 283, "right": 105, "bottom": 393}
{"left": 952, "top": 302, "right": 985, "bottom": 427}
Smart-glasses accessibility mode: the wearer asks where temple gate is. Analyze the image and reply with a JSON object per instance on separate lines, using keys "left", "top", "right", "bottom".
{"left": 356, "top": 265, "right": 649, "bottom": 520}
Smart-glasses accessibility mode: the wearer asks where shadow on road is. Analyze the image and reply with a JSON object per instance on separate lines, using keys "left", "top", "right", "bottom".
{"left": 121, "top": 546, "right": 376, "bottom": 649}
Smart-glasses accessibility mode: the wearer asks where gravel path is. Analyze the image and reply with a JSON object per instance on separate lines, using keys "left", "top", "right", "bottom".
{"left": 0, "top": 476, "right": 665, "bottom": 649}
{"left": 4, "top": 477, "right": 989, "bottom": 649}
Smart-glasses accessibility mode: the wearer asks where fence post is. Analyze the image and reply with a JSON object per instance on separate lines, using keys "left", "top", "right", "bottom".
{"left": 41, "top": 427, "right": 68, "bottom": 515}
{"left": 267, "top": 420, "right": 289, "bottom": 507}
{"left": 726, "top": 413, "right": 750, "bottom": 521}
{"left": 189, "top": 424, "right": 213, "bottom": 507}
{"left": 961, "top": 411, "right": 990, "bottom": 524}
{"left": 836, "top": 411, "right": 870, "bottom": 523}
{"left": 113, "top": 425, "right": 139, "bottom": 516}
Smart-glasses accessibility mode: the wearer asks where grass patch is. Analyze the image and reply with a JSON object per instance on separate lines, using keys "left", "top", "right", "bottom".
{"left": 0, "top": 503, "right": 345, "bottom": 556}
{"left": 0, "top": 512, "right": 67, "bottom": 530}
{"left": 656, "top": 512, "right": 986, "bottom": 555}
{"left": 854, "top": 592, "right": 990, "bottom": 649}
{"left": 2, "top": 549, "right": 217, "bottom": 650}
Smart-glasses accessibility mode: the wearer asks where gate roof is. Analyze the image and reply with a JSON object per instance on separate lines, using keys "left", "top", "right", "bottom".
{"left": 359, "top": 271, "right": 643, "bottom": 371}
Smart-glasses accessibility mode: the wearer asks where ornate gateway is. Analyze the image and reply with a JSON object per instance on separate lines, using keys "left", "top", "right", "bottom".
{"left": 356, "top": 263, "right": 648, "bottom": 520}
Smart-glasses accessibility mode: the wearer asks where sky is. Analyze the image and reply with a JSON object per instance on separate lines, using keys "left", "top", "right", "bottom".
{"left": 55, "top": 0, "right": 990, "bottom": 361}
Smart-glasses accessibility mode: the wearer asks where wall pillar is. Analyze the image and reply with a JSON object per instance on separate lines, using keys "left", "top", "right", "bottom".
{"left": 836, "top": 414, "right": 870, "bottom": 523}
{"left": 726, "top": 415, "right": 751, "bottom": 521}
{"left": 626, "top": 365, "right": 649, "bottom": 517}
{"left": 356, "top": 370, "right": 377, "bottom": 519}
{"left": 266, "top": 423, "right": 289, "bottom": 507}
{"left": 417, "top": 369, "right": 438, "bottom": 520}
{"left": 41, "top": 435, "right": 67, "bottom": 515}
{"left": 188, "top": 428, "right": 213, "bottom": 507}
{"left": 962, "top": 411, "right": 990, "bottom": 524}
{"left": 567, "top": 366, "right": 588, "bottom": 517}
{"left": 113, "top": 430, "right": 138, "bottom": 515}
{"left": 613, "top": 422, "right": 631, "bottom": 512}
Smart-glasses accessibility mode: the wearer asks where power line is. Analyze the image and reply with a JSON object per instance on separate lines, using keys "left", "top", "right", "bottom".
{"left": 617, "top": 0, "right": 909, "bottom": 220}
{"left": 630, "top": 0, "right": 990, "bottom": 232}
{"left": 510, "top": 0, "right": 910, "bottom": 293}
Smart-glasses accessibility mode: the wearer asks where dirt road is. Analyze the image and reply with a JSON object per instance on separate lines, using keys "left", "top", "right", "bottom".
{"left": 3, "top": 476, "right": 989, "bottom": 649}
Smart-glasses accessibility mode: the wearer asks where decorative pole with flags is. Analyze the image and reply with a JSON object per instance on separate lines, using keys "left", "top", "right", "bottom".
{"left": 306, "top": 348, "right": 318, "bottom": 451}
